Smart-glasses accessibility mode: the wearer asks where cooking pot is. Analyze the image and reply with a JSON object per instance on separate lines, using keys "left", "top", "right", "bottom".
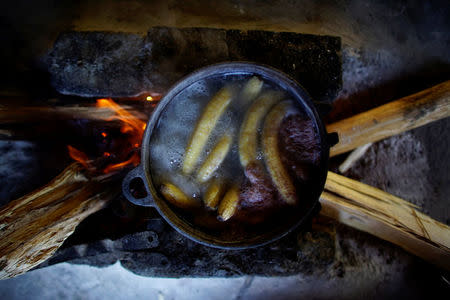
{"left": 122, "top": 62, "right": 337, "bottom": 249}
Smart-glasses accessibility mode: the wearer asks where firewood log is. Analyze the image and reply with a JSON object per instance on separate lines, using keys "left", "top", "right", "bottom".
{"left": 327, "top": 80, "right": 450, "bottom": 156}
{"left": 0, "top": 105, "right": 147, "bottom": 124}
{"left": 0, "top": 163, "right": 118, "bottom": 279}
{"left": 320, "top": 172, "right": 450, "bottom": 270}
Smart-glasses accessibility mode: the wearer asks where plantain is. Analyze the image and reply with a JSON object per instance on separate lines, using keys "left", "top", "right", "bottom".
{"left": 262, "top": 100, "right": 298, "bottom": 205}
{"left": 183, "top": 86, "right": 233, "bottom": 174}
{"left": 218, "top": 186, "right": 240, "bottom": 221}
{"left": 196, "top": 134, "right": 232, "bottom": 183}
{"left": 239, "top": 91, "right": 284, "bottom": 167}
{"left": 203, "top": 180, "right": 224, "bottom": 210}
{"left": 160, "top": 182, "right": 199, "bottom": 209}
{"left": 240, "top": 76, "right": 263, "bottom": 105}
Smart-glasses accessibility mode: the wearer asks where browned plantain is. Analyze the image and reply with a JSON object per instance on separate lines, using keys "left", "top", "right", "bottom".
{"left": 262, "top": 100, "right": 298, "bottom": 205}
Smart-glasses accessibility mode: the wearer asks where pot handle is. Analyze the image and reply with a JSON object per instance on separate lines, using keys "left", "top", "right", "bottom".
{"left": 122, "top": 165, "right": 155, "bottom": 207}
{"left": 327, "top": 132, "right": 339, "bottom": 148}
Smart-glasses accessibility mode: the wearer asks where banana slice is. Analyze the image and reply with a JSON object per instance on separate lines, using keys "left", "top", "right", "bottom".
{"left": 160, "top": 183, "right": 199, "bottom": 209}
{"left": 240, "top": 76, "right": 263, "bottom": 105}
{"left": 262, "top": 100, "right": 298, "bottom": 205}
{"left": 183, "top": 86, "right": 233, "bottom": 174}
{"left": 197, "top": 134, "right": 232, "bottom": 183}
{"left": 239, "top": 91, "right": 284, "bottom": 167}
{"left": 203, "top": 180, "right": 224, "bottom": 210}
{"left": 218, "top": 186, "right": 240, "bottom": 221}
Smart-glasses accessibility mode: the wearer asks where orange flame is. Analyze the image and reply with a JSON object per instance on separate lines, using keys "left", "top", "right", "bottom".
{"left": 96, "top": 98, "right": 146, "bottom": 173}
{"left": 67, "top": 145, "right": 90, "bottom": 169}
{"left": 103, "top": 156, "right": 137, "bottom": 174}
{"left": 68, "top": 97, "right": 148, "bottom": 174}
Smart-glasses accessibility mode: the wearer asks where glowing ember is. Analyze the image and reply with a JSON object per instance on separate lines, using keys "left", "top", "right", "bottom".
{"left": 124, "top": 93, "right": 162, "bottom": 102}
{"left": 146, "top": 93, "right": 162, "bottom": 101}
{"left": 103, "top": 156, "right": 137, "bottom": 174}
{"left": 68, "top": 97, "right": 149, "bottom": 174}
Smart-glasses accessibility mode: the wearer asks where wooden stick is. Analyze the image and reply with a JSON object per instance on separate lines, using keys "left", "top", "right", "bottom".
{"left": 0, "top": 129, "right": 13, "bottom": 137}
{"left": 0, "top": 163, "right": 119, "bottom": 279}
{"left": 327, "top": 80, "right": 450, "bottom": 156}
{"left": 0, "top": 105, "right": 148, "bottom": 124}
{"left": 338, "top": 143, "right": 372, "bottom": 173}
{"left": 320, "top": 171, "right": 450, "bottom": 270}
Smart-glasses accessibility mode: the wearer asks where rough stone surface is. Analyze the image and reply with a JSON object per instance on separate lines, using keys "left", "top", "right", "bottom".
{"left": 39, "top": 207, "right": 338, "bottom": 277}
{"left": 46, "top": 32, "right": 149, "bottom": 98}
{"left": 36, "top": 211, "right": 446, "bottom": 299}
{"left": 0, "top": 140, "right": 69, "bottom": 207}
{"left": 345, "top": 119, "right": 450, "bottom": 224}
{"left": 412, "top": 118, "right": 450, "bottom": 224}
{"left": 0, "top": 141, "right": 39, "bottom": 206}
{"left": 45, "top": 28, "right": 342, "bottom": 102}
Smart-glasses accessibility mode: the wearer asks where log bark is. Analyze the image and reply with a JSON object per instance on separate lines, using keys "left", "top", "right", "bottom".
{"left": 320, "top": 171, "right": 450, "bottom": 270}
{"left": 327, "top": 80, "right": 450, "bottom": 156}
{"left": 0, "top": 163, "right": 118, "bottom": 279}
{"left": 0, "top": 105, "right": 147, "bottom": 124}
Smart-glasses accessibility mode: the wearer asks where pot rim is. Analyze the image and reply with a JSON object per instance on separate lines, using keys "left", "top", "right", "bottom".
{"left": 127, "top": 61, "right": 330, "bottom": 249}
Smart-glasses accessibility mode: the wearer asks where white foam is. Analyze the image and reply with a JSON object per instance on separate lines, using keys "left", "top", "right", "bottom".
{"left": 149, "top": 74, "right": 292, "bottom": 199}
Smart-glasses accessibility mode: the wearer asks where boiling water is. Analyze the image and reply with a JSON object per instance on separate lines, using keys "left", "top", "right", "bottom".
{"left": 150, "top": 75, "right": 282, "bottom": 198}
{"left": 148, "top": 72, "right": 319, "bottom": 228}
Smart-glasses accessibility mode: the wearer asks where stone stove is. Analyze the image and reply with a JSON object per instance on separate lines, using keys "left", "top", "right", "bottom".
{"left": 0, "top": 0, "right": 449, "bottom": 297}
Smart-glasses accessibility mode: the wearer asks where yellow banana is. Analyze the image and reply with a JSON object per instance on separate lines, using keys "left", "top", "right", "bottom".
{"left": 218, "top": 186, "right": 240, "bottom": 221}
{"left": 196, "top": 134, "right": 232, "bottom": 183}
{"left": 262, "top": 100, "right": 298, "bottom": 205}
{"left": 183, "top": 86, "right": 233, "bottom": 174}
{"left": 240, "top": 76, "right": 263, "bottom": 105}
{"left": 160, "top": 182, "right": 198, "bottom": 209}
{"left": 239, "top": 91, "right": 284, "bottom": 167}
{"left": 203, "top": 180, "right": 224, "bottom": 210}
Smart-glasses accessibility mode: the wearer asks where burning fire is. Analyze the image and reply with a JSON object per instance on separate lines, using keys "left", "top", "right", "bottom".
{"left": 67, "top": 145, "right": 90, "bottom": 169}
{"left": 68, "top": 98, "right": 149, "bottom": 174}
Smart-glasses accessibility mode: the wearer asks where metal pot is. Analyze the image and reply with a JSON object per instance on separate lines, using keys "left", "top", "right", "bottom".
{"left": 122, "top": 62, "right": 337, "bottom": 249}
